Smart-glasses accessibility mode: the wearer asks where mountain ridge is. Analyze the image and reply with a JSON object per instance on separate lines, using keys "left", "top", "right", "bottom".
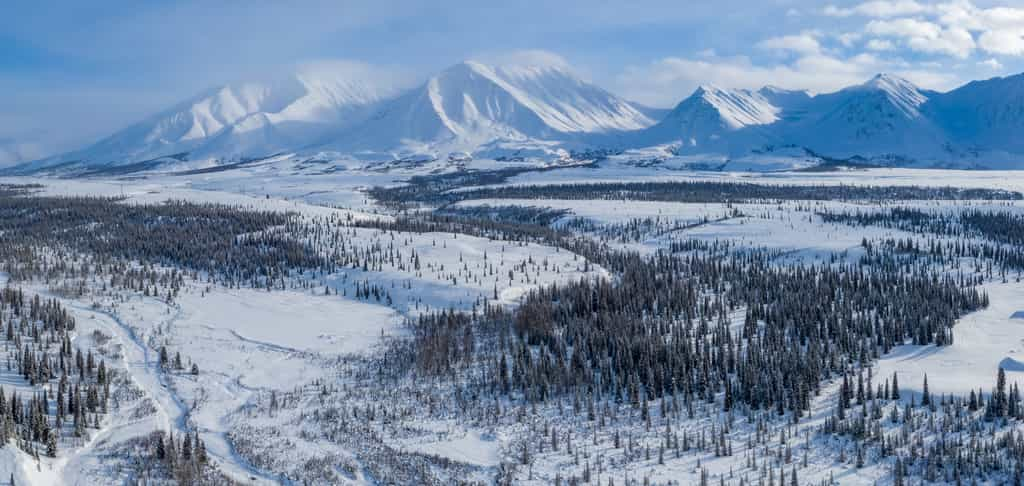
{"left": 18, "top": 64, "right": 1024, "bottom": 173}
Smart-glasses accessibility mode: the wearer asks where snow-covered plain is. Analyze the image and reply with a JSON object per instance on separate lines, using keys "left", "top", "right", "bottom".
{"left": 0, "top": 172, "right": 608, "bottom": 483}
{"left": 3, "top": 164, "right": 1024, "bottom": 484}
{"left": 877, "top": 282, "right": 1024, "bottom": 398}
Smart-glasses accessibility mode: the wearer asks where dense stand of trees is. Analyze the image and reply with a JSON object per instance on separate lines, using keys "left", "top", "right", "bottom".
{"left": 0, "top": 193, "right": 326, "bottom": 287}
{"left": 823, "top": 207, "right": 1024, "bottom": 274}
{"left": 370, "top": 178, "right": 1021, "bottom": 209}
{"left": 408, "top": 246, "right": 985, "bottom": 412}
{"left": 822, "top": 367, "right": 1024, "bottom": 484}
{"left": 147, "top": 430, "right": 213, "bottom": 484}
{"left": 821, "top": 207, "right": 1024, "bottom": 246}
{"left": 0, "top": 285, "right": 110, "bottom": 459}
{"left": 351, "top": 208, "right": 577, "bottom": 248}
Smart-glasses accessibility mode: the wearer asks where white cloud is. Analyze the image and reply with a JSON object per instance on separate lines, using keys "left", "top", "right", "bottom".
{"left": 936, "top": 2, "right": 987, "bottom": 30}
{"left": 612, "top": 45, "right": 973, "bottom": 107}
{"left": 982, "top": 7, "right": 1024, "bottom": 29}
{"left": 833, "top": 1, "right": 1024, "bottom": 57}
{"left": 477, "top": 49, "right": 572, "bottom": 70}
{"left": 979, "top": 57, "right": 1004, "bottom": 69}
{"left": 612, "top": 0, "right": 1015, "bottom": 108}
{"left": 937, "top": 2, "right": 1024, "bottom": 31}
{"left": 821, "top": 1, "right": 1024, "bottom": 57}
{"left": 891, "top": 68, "right": 961, "bottom": 88}
{"left": 978, "top": 29, "right": 1024, "bottom": 55}
{"left": 756, "top": 33, "right": 821, "bottom": 54}
{"left": 866, "top": 39, "right": 895, "bottom": 50}
{"left": 938, "top": 2, "right": 1024, "bottom": 56}
{"left": 823, "top": 5, "right": 853, "bottom": 17}
{"left": 825, "top": 1, "right": 932, "bottom": 18}
{"left": 616, "top": 53, "right": 900, "bottom": 107}
{"left": 295, "top": 59, "right": 417, "bottom": 95}
{"left": 866, "top": 18, "right": 942, "bottom": 38}
{"left": 910, "top": 26, "right": 976, "bottom": 58}
{"left": 866, "top": 18, "right": 975, "bottom": 58}
{"left": 836, "top": 32, "right": 863, "bottom": 47}
{"left": 859, "top": 0, "right": 932, "bottom": 17}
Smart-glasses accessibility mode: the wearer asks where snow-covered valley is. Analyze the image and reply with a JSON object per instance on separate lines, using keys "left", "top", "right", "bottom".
{"left": 0, "top": 161, "right": 1022, "bottom": 485}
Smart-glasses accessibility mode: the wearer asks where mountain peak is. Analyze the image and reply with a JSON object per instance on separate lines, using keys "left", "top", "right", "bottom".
{"left": 863, "top": 73, "right": 916, "bottom": 90}
{"left": 452, "top": 58, "right": 576, "bottom": 82}
{"left": 693, "top": 84, "right": 726, "bottom": 96}
{"left": 22, "top": 65, "right": 404, "bottom": 170}
{"left": 321, "top": 57, "right": 655, "bottom": 158}
{"left": 852, "top": 73, "right": 927, "bottom": 117}
{"left": 758, "top": 85, "right": 810, "bottom": 98}
{"left": 437, "top": 60, "right": 492, "bottom": 81}
{"left": 759, "top": 85, "right": 789, "bottom": 94}
{"left": 681, "top": 85, "right": 778, "bottom": 129}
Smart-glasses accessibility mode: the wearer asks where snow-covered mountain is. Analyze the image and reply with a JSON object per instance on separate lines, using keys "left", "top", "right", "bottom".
{"left": 322, "top": 61, "right": 655, "bottom": 159}
{"left": 782, "top": 74, "right": 948, "bottom": 161}
{"left": 634, "top": 73, "right": 1019, "bottom": 168}
{"left": 756, "top": 86, "right": 812, "bottom": 118}
{"left": 925, "top": 72, "right": 1024, "bottom": 156}
{"left": 19, "top": 65, "right": 1024, "bottom": 173}
{"left": 0, "top": 139, "right": 44, "bottom": 168}
{"left": 637, "top": 85, "right": 785, "bottom": 155}
{"left": 21, "top": 61, "right": 406, "bottom": 171}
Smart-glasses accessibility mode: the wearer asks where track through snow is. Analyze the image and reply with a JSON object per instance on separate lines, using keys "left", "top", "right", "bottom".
{"left": 74, "top": 302, "right": 282, "bottom": 485}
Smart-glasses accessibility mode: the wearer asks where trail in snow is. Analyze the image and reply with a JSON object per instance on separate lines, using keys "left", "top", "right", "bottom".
{"left": 74, "top": 302, "right": 282, "bottom": 485}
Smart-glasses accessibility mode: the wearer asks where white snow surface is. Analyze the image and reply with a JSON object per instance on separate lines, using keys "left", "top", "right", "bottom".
{"left": 5, "top": 165, "right": 1024, "bottom": 484}
{"left": 877, "top": 282, "right": 1024, "bottom": 398}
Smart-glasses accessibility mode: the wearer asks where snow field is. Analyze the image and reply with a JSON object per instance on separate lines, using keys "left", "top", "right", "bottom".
{"left": 5, "top": 168, "right": 1024, "bottom": 484}
{"left": 316, "top": 225, "right": 607, "bottom": 315}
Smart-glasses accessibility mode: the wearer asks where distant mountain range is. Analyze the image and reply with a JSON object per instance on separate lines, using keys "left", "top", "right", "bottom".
{"left": 16, "top": 60, "right": 1024, "bottom": 173}
{"left": 0, "top": 138, "right": 43, "bottom": 168}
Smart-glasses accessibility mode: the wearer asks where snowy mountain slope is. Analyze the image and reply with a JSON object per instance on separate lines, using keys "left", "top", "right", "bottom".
{"left": 925, "top": 72, "right": 1024, "bottom": 154}
{"left": 321, "top": 61, "right": 655, "bottom": 159}
{"left": 680, "top": 85, "right": 781, "bottom": 129}
{"left": 627, "top": 74, "right": 975, "bottom": 166}
{"left": 23, "top": 62, "right": 405, "bottom": 171}
{"left": 635, "top": 85, "right": 784, "bottom": 154}
{"left": 18, "top": 66, "right": 1024, "bottom": 173}
{"left": 628, "top": 101, "right": 671, "bottom": 123}
{"left": 756, "top": 86, "right": 812, "bottom": 116}
{"left": 784, "top": 74, "right": 949, "bottom": 160}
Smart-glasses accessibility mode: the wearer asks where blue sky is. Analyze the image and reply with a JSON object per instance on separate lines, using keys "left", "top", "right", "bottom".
{"left": 3, "top": 0, "right": 1024, "bottom": 162}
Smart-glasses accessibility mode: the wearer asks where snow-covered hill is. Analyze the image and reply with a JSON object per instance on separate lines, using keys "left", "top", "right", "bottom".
{"left": 18, "top": 65, "right": 1024, "bottom": 173}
